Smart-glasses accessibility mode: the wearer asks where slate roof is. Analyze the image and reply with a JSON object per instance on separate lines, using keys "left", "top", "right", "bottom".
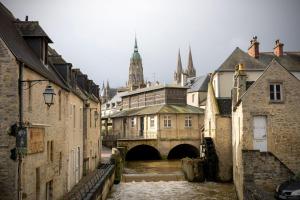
{"left": 186, "top": 75, "right": 210, "bottom": 93}
{"left": 216, "top": 47, "right": 300, "bottom": 72}
{"left": 216, "top": 98, "right": 232, "bottom": 116}
{"left": 15, "top": 21, "right": 53, "bottom": 42}
{"left": 0, "top": 3, "right": 67, "bottom": 89}
{"left": 110, "top": 104, "right": 204, "bottom": 118}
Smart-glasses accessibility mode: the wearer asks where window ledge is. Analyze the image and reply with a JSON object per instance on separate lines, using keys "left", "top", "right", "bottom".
{"left": 269, "top": 100, "right": 284, "bottom": 104}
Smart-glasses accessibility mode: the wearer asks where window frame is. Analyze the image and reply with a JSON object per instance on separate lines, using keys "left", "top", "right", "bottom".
{"left": 131, "top": 117, "right": 135, "bottom": 128}
{"left": 269, "top": 82, "right": 283, "bottom": 102}
{"left": 163, "top": 115, "right": 171, "bottom": 128}
{"left": 185, "top": 115, "right": 192, "bottom": 128}
{"left": 150, "top": 116, "right": 155, "bottom": 128}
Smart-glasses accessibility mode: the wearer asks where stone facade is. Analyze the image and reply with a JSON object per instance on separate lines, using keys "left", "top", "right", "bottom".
{"left": 0, "top": 38, "right": 19, "bottom": 200}
{"left": 203, "top": 83, "right": 232, "bottom": 181}
{"left": 232, "top": 60, "right": 300, "bottom": 199}
{"left": 0, "top": 5, "right": 101, "bottom": 199}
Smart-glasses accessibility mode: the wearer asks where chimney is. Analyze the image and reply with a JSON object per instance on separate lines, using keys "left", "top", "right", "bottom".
{"left": 232, "top": 63, "right": 247, "bottom": 105}
{"left": 248, "top": 36, "right": 259, "bottom": 58}
{"left": 274, "top": 39, "right": 284, "bottom": 57}
{"left": 25, "top": 16, "right": 28, "bottom": 21}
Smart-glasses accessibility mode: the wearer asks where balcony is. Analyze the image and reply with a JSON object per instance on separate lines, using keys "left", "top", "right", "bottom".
{"left": 118, "top": 133, "right": 157, "bottom": 140}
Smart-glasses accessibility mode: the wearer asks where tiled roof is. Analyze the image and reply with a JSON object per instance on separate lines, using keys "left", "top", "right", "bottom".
{"left": 186, "top": 75, "right": 210, "bottom": 93}
{"left": 110, "top": 104, "right": 204, "bottom": 118}
{"left": 216, "top": 47, "right": 300, "bottom": 72}
{"left": 216, "top": 98, "right": 232, "bottom": 116}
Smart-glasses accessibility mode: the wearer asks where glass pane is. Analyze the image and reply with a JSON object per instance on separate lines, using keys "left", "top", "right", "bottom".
{"left": 270, "top": 92, "right": 275, "bottom": 100}
{"left": 276, "top": 92, "right": 281, "bottom": 100}
{"left": 270, "top": 85, "right": 274, "bottom": 93}
{"left": 276, "top": 84, "right": 281, "bottom": 92}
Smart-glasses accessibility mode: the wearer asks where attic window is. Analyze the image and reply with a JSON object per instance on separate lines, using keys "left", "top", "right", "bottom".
{"left": 270, "top": 83, "right": 283, "bottom": 102}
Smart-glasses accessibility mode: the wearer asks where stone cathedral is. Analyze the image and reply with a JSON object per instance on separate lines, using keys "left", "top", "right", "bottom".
{"left": 127, "top": 37, "right": 145, "bottom": 90}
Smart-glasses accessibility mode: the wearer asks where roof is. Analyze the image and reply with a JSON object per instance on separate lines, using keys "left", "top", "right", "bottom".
{"left": 0, "top": 3, "right": 67, "bottom": 90}
{"left": 15, "top": 21, "right": 53, "bottom": 42}
{"left": 216, "top": 98, "right": 232, "bottom": 116}
{"left": 122, "top": 84, "right": 188, "bottom": 97}
{"left": 216, "top": 47, "right": 300, "bottom": 72}
{"left": 186, "top": 75, "right": 210, "bottom": 93}
{"left": 110, "top": 104, "right": 204, "bottom": 118}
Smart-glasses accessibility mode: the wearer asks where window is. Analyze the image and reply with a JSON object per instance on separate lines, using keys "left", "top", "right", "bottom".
{"left": 164, "top": 116, "right": 171, "bottom": 128}
{"left": 46, "top": 180, "right": 53, "bottom": 200}
{"left": 58, "top": 91, "right": 62, "bottom": 120}
{"left": 150, "top": 116, "right": 155, "bottom": 128}
{"left": 47, "top": 141, "right": 54, "bottom": 162}
{"left": 185, "top": 116, "right": 192, "bottom": 127}
{"left": 73, "top": 105, "right": 76, "bottom": 128}
{"left": 90, "top": 109, "right": 92, "bottom": 128}
{"left": 270, "top": 83, "right": 282, "bottom": 101}
{"left": 36, "top": 168, "right": 40, "bottom": 200}
{"left": 80, "top": 108, "right": 83, "bottom": 129}
{"left": 131, "top": 117, "right": 135, "bottom": 128}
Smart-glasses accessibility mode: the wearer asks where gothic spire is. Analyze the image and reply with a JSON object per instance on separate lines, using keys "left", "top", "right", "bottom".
{"left": 187, "top": 46, "right": 194, "bottom": 70}
{"left": 134, "top": 36, "right": 138, "bottom": 52}
{"left": 186, "top": 46, "right": 196, "bottom": 77}
{"left": 177, "top": 49, "right": 183, "bottom": 73}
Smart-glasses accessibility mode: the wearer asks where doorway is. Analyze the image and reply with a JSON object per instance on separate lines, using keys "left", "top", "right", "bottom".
{"left": 253, "top": 116, "right": 267, "bottom": 152}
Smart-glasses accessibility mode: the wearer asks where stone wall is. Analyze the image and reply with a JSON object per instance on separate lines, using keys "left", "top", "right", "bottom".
{"left": 232, "top": 61, "right": 300, "bottom": 200}
{"left": 242, "top": 150, "right": 294, "bottom": 199}
{"left": 0, "top": 38, "right": 19, "bottom": 200}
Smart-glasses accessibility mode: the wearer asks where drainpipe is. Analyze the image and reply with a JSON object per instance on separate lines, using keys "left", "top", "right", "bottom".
{"left": 18, "top": 62, "right": 24, "bottom": 200}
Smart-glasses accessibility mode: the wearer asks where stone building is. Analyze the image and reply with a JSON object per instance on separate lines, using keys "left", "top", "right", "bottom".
{"left": 127, "top": 37, "right": 145, "bottom": 90}
{"left": 110, "top": 85, "right": 204, "bottom": 159}
{"left": 203, "top": 36, "right": 300, "bottom": 196}
{"left": 0, "top": 3, "right": 101, "bottom": 200}
{"left": 232, "top": 61, "right": 300, "bottom": 199}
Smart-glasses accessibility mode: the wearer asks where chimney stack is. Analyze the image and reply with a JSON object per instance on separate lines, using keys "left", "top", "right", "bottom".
{"left": 25, "top": 16, "right": 28, "bottom": 21}
{"left": 248, "top": 36, "right": 259, "bottom": 58}
{"left": 232, "top": 63, "right": 247, "bottom": 106}
{"left": 274, "top": 39, "right": 284, "bottom": 57}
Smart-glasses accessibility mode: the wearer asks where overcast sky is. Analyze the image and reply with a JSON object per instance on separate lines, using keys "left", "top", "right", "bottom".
{"left": 2, "top": 0, "right": 300, "bottom": 87}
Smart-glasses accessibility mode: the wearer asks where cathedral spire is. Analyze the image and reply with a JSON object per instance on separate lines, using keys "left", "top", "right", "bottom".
{"left": 177, "top": 49, "right": 183, "bottom": 73}
{"left": 187, "top": 46, "right": 194, "bottom": 70}
{"left": 134, "top": 36, "right": 138, "bottom": 52}
{"left": 186, "top": 46, "right": 196, "bottom": 77}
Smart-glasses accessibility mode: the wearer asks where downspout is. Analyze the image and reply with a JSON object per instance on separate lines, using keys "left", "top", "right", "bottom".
{"left": 18, "top": 61, "right": 24, "bottom": 200}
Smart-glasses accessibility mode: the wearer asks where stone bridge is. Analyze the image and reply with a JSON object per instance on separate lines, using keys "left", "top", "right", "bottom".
{"left": 117, "top": 138, "right": 201, "bottom": 160}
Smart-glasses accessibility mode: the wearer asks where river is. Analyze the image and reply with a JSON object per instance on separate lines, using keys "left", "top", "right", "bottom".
{"left": 107, "top": 160, "right": 237, "bottom": 200}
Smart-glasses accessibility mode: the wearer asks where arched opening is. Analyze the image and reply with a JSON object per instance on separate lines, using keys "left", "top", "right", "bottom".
{"left": 167, "top": 144, "right": 199, "bottom": 159}
{"left": 126, "top": 145, "right": 161, "bottom": 160}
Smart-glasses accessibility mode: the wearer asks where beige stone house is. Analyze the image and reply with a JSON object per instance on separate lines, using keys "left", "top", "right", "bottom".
{"left": 0, "top": 4, "right": 101, "bottom": 200}
{"left": 232, "top": 60, "right": 300, "bottom": 199}
{"left": 203, "top": 36, "right": 300, "bottom": 197}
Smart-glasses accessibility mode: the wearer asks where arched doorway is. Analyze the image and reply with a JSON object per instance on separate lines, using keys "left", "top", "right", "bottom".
{"left": 126, "top": 145, "right": 161, "bottom": 160}
{"left": 167, "top": 144, "right": 199, "bottom": 159}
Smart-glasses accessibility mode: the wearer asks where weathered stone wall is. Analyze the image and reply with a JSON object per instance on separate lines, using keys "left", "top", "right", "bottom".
{"left": 22, "top": 67, "right": 69, "bottom": 199}
{"left": 233, "top": 61, "right": 300, "bottom": 200}
{"left": 215, "top": 116, "right": 232, "bottom": 181}
{"left": 204, "top": 83, "right": 232, "bottom": 181}
{"left": 0, "top": 38, "right": 19, "bottom": 200}
{"left": 85, "top": 100, "right": 101, "bottom": 174}
{"left": 242, "top": 150, "right": 294, "bottom": 193}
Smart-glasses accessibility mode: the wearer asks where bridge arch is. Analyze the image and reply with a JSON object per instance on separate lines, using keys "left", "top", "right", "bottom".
{"left": 126, "top": 144, "right": 161, "bottom": 160}
{"left": 167, "top": 144, "right": 199, "bottom": 159}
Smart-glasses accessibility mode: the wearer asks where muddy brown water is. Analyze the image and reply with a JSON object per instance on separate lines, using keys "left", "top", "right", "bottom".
{"left": 107, "top": 160, "right": 237, "bottom": 200}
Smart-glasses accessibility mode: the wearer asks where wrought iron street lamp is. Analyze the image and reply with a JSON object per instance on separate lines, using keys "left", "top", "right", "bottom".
{"left": 43, "top": 85, "right": 56, "bottom": 107}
